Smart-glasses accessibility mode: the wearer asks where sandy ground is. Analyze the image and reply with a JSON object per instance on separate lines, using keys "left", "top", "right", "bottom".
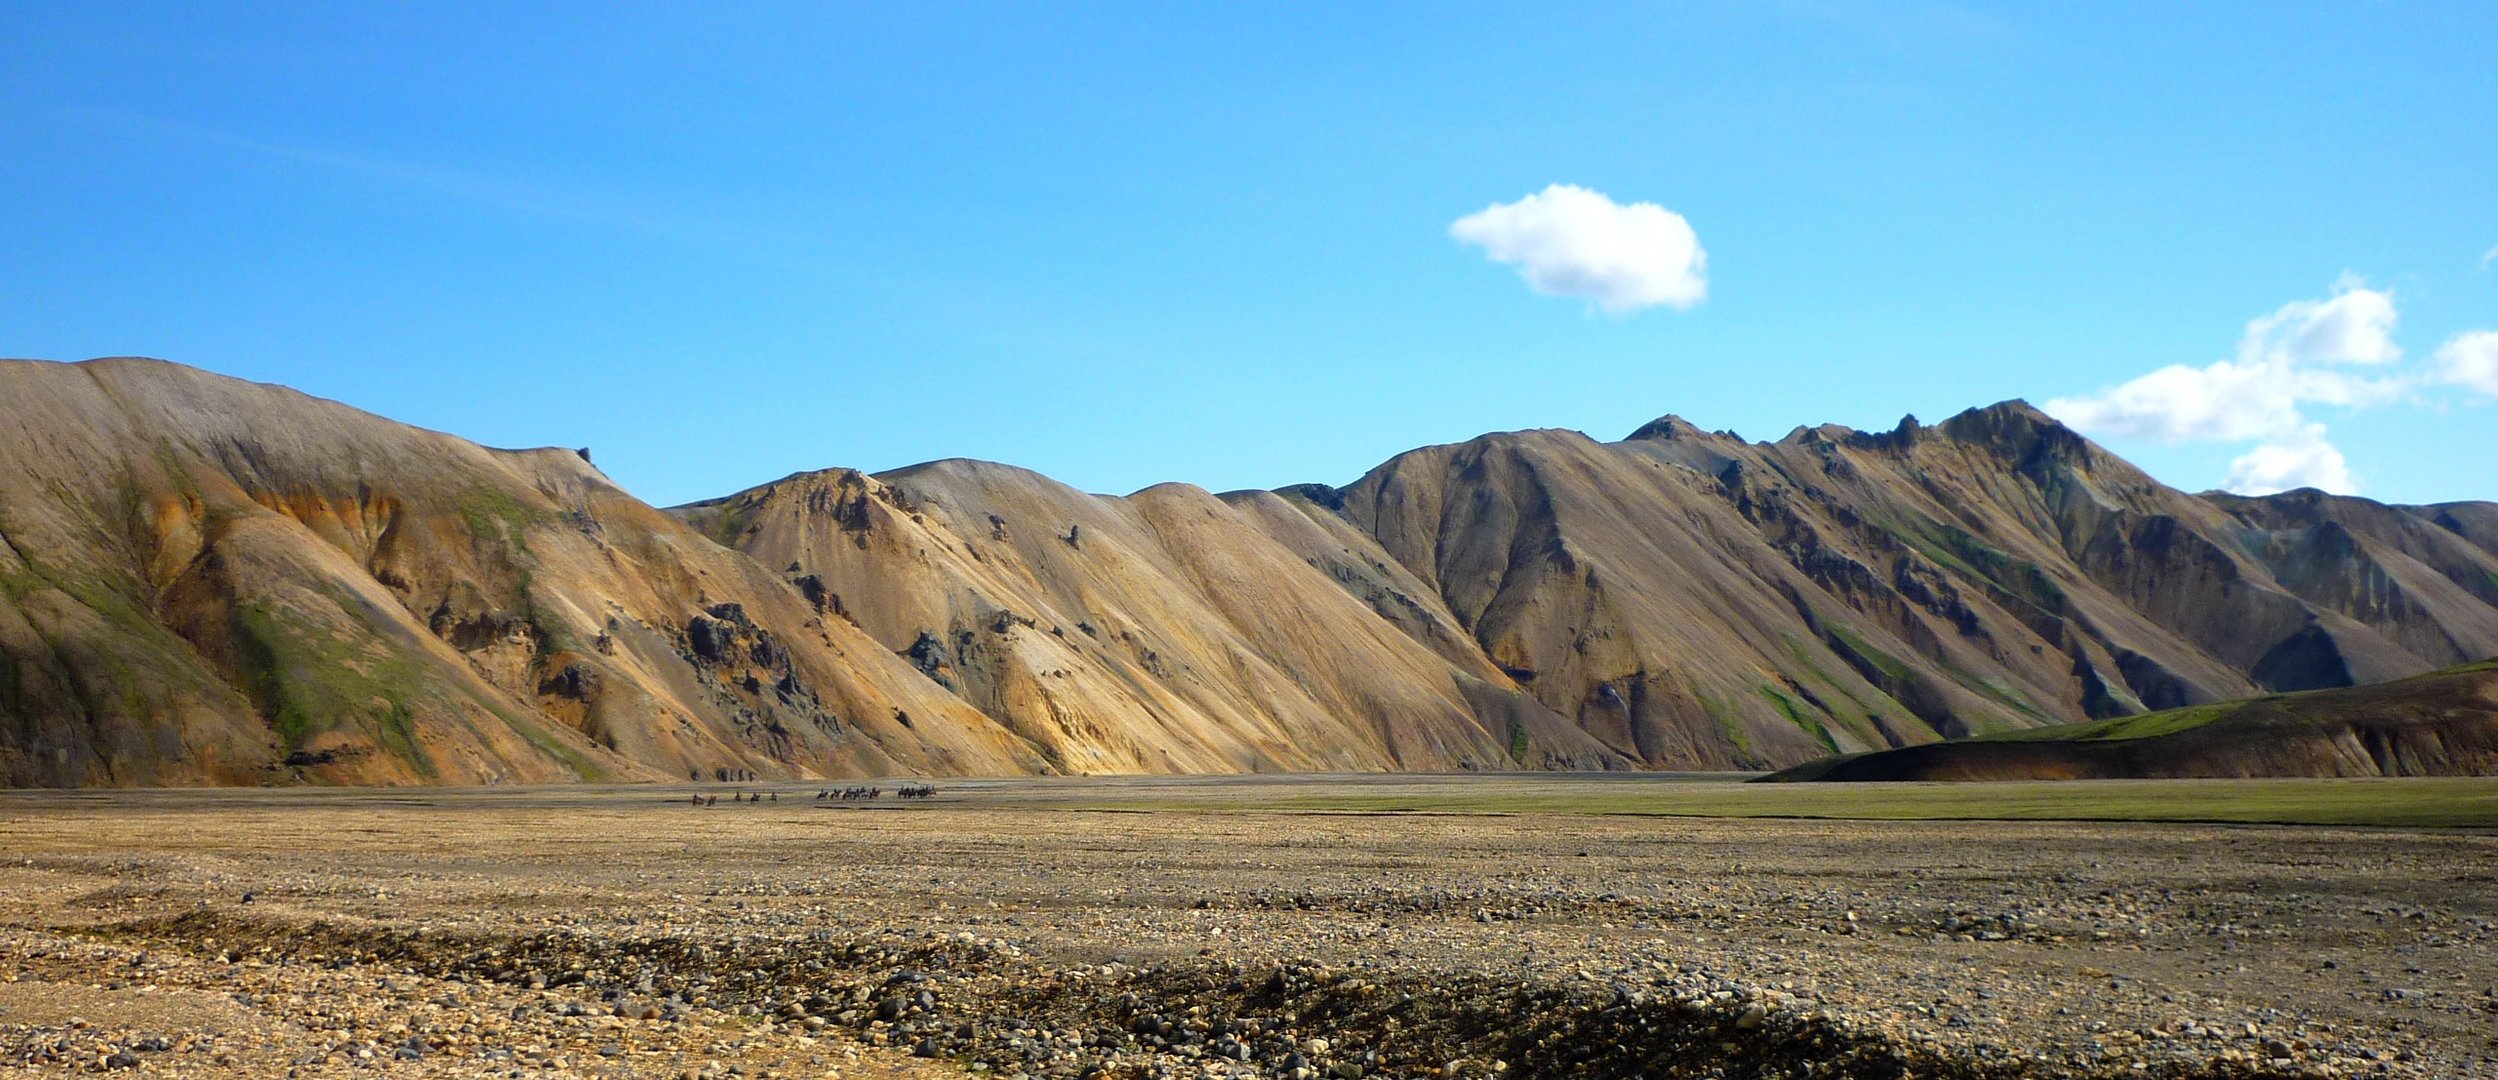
{"left": 1, "top": 777, "right": 2494, "bottom": 1078}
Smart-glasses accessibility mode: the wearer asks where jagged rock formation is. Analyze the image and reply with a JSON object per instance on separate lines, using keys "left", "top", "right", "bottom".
{"left": 5, "top": 356, "right": 2496, "bottom": 785}
{"left": 1763, "top": 660, "right": 2498, "bottom": 781}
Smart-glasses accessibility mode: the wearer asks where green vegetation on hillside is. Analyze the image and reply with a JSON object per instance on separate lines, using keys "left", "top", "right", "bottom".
{"left": 230, "top": 601, "right": 437, "bottom": 778}
{"left": 1824, "top": 624, "right": 1911, "bottom": 682}
{"left": 1756, "top": 684, "right": 1838, "bottom": 753}
{"left": 1971, "top": 701, "right": 2238, "bottom": 743}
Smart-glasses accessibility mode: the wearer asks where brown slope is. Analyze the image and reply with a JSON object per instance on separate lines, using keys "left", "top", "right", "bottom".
{"left": 676, "top": 462, "right": 1621, "bottom": 774}
{"left": 9, "top": 357, "right": 2496, "bottom": 785}
{"left": 2422, "top": 501, "right": 2498, "bottom": 561}
{"left": 0, "top": 358, "right": 1034, "bottom": 786}
{"left": 1269, "top": 403, "right": 2498, "bottom": 770}
{"left": 2200, "top": 490, "right": 2498, "bottom": 671}
{"left": 673, "top": 400, "right": 2498, "bottom": 778}
{"left": 1763, "top": 659, "right": 2498, "bottom": 781}
{"left": 1305, "top": 427, "right": 1959, "bottom": 769}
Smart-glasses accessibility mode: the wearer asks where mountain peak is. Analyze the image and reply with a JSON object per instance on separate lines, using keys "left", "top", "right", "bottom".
{"left": 1934, "top": 399, "right": 2096, "bottom": 472}
{"left": 1941, "top": 398, "right": 2061, "bottom": 431}
{"left": 1777, "top": 423, "right": 1862, "bottom": 448}
{"left": 1625, "top": 414, "right": 1710, "bottom": 442}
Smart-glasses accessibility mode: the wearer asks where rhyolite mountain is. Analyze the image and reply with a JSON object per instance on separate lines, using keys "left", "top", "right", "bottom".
{"left": 0, "top": 358, "right": 1039, "bottom": 786}
{"left": 4, "top": 357, "right": 2496, "bottom": 786}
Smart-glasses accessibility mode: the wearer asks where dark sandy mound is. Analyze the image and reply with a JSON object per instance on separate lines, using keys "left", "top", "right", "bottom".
{"left": 1765, "top": 660, "right": 2498, "bottom": 781}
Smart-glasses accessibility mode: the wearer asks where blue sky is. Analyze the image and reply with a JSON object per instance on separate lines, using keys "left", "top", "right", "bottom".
{"left": 4, "top": 2, "right": 2494, "bottom": 506}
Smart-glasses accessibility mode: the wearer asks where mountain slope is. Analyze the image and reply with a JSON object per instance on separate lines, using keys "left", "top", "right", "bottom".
{"left": 675, "top": 463, "right": 1618, "bottom": 774}
{"left": 1761, "top": 659, "right": 2498, "bottom": 781}
{"left": 0, "top": 358, "right": 1037, "bottom": 786}
{"left": 1273, "top": 405, "right": 2498, "bottom": 770}
{"left": 5, "top": 356, "right": 2496, "bottom": 786}
{"left": 683, "top": 404, "right": 2498, "bottom": 778}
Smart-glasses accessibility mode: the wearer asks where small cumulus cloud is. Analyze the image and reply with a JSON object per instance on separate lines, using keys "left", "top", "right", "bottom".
{"left": 2045, "top": 277, "right": 2408, "bottom": 496}
{"left": 2433, "top": 331, "right": 2498, "bottom": 399}
{"left": 1451, "top": 184, "right": 1707, "bottom": 314}
{"left": 2224, "top": 425, "right": 2354, "bottom": 497}
{"left": 2239, "top": 273, "right": 2401, "bottom": 365}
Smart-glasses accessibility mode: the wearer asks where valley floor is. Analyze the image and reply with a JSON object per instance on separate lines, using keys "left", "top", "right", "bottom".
{"left": 2, "top": 777, "right": 2494, "bottom": 1078}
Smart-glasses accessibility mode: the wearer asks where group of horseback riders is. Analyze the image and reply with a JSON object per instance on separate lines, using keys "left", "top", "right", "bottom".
{"left": 818, "top": 783, "right": 938, "bottom": 800}
{"left": 685, "top": 782, "right": 938, "bottom": 806}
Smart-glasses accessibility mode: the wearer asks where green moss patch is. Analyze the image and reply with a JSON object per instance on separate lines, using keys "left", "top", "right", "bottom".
{"left": 1756, "top": 684, "right": 1838, "bottom": 753}
{"left": 230, "top": 602, "right": 439, "bottom": 778}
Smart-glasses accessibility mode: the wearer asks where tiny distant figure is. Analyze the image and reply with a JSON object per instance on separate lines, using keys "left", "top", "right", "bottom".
{"left": 769, "top": 792, "right": 778, "bottom": 801}
{"left": 705, "top": 795, "right": 718, "bottom": 807}
{"left": 690, "top": 793, "right": 702, "bottom": 806}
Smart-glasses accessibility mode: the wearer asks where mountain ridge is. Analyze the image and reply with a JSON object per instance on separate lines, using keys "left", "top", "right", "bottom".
{"left": 5, "top": 355, "right": 2495, "bottom": 786}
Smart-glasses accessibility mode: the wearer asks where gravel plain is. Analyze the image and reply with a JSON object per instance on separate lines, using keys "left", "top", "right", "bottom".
{"left": 2, "top": 776, "right": 2495, "bottom": 1079}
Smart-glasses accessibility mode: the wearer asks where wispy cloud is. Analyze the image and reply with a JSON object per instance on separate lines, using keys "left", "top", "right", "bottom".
{"left": 1451, "top": 184, "right": 1708, "bottom": 315}
{"left": 2480, "top": 244, "right": 2497, "bottom": 272}
{"left": 81, "top": 107, "right": 742, "bottom": 248}
{"left": 1767, "top": 0, "right": 2012, "bottom": 55}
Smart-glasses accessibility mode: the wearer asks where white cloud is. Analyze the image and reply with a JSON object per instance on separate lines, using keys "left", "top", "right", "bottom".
{"left": 1450, "top": 184, "right": 1707, "bottom": 314}
{"left": 2434, "top": 331, "right": 2498, "bottom": 398}
{"left": 2480, "top": 244, "right": 2497, "bottom": 272}
{"left": 2045, "top": 277, "right": 2406, "bottom": 496}
{"left": 2045, "top": 357, "right": 2300, "bottom": 443}
{"left": 2239, "top": 273, "right": 2401, "bottom": 365}
{"left": 2224, "top": 425, "right": 2354, "bottom": 496}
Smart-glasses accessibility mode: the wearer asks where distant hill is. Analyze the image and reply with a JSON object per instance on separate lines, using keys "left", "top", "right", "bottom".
{"left": 6, "top": 356, "right": 2498, "bottom": 785}
{"left": 1762, "top": 659, "right": 2498, "bottom": 781}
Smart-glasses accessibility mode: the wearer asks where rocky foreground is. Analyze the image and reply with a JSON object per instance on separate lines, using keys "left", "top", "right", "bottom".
{"left": 1, "top": 780, "right": 2493, "bottom": 1078}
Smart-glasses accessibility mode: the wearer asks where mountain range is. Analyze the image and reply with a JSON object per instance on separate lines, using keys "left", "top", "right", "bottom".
{"left": 5, "top": 357, "right": 2496, "bottom": 786}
